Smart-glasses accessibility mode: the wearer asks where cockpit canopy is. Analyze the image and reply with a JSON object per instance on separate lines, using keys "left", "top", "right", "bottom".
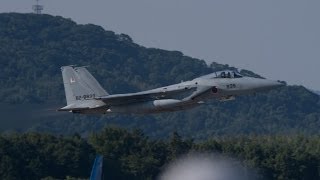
{"left": 200, "top": 70, "right": 243, "bottom": 79}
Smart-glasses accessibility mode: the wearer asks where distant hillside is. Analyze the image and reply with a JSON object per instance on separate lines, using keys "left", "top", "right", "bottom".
{"left": 0, "top": 13, "right": 319, "bottom": 138}
{"left": 308, "top": 89, "right": 320, "bottom": 96}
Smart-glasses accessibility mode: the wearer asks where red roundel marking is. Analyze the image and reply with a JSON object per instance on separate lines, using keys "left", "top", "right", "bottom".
{"left": 211, "top": 87, "right": 218, "bottom": 93}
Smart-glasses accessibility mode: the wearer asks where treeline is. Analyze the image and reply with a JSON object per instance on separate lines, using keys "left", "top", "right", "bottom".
{"left": 1, "top": 127, "right": 319, "bottom": 180}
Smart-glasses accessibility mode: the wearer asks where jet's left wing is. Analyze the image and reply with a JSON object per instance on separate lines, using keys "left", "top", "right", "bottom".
{"left": 96, "top": 86, "right": 196, "bottom": 106}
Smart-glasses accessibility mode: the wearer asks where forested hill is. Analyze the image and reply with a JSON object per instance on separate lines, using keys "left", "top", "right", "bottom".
{"left": 0, "top": 13, "right": 319, "bottom": 138}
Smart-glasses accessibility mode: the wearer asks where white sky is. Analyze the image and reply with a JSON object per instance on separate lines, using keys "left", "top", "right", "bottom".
{"left": 1, "top": 0, "right": 320, "bottom": 90}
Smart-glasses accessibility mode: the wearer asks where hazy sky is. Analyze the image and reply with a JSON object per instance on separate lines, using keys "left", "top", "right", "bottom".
{"left": 1, "top": 0, "right": 319, "bottom": 90}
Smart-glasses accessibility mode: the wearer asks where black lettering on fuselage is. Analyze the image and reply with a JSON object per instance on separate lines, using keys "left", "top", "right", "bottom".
{"left": 75, "top": 94, "right": 95, "bottom": 100}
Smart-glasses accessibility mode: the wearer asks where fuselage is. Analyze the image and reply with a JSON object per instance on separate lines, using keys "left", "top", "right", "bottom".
{"left": 75, "top": 71, "right": 284, "bottom": 114}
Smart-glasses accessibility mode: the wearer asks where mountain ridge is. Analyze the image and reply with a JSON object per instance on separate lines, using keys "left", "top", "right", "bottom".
{"left": 314, "top": 90, "right": 320, "bottom": 96}
{"left": 0, "top": 13, "right": 319, "bottom": 138}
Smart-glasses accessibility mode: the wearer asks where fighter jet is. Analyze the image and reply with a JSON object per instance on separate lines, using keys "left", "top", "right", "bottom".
{"left": 58, "top": 66, "right": 284, "bottom": 114}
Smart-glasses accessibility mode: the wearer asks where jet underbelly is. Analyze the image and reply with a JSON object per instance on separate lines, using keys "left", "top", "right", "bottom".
{"left": 108, "top": 99, "right": 197, "bottom": 113}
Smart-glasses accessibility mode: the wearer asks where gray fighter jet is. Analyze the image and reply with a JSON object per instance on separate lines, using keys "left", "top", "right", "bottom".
{"left": 58, "top": 66, "right": 284, "bottom": 114}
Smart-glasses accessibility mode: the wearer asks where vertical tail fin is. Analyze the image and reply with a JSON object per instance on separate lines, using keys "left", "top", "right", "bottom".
{"left": 61, "top": 66, "right": 108, "bottom": 106}
{"left": 74, "top": 67, "right": 109, "bottom": 97}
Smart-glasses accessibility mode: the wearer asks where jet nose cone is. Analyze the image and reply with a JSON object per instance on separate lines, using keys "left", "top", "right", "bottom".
{"left": 260, "top": 79, "right": 285, "bottom": 90}
{"left": 270, "top": 80, "right": 286, "bottom": 88}
{"left": 240, "top": 77, "right": 286, "bottom": 94}
{"left": 277, "top": 80, "right": 286, "bottom": 86}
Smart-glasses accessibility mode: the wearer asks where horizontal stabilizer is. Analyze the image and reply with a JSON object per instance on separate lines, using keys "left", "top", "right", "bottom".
{"left": 57, "top": 104, "right": 90, "bottom": 111}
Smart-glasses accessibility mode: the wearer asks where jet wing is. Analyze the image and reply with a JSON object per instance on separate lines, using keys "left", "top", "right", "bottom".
{"left": 96, "top": 86, "right": 196, "bottom": 106}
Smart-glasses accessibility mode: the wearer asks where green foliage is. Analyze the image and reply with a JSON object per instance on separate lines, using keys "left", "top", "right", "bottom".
{"left": 89, "top": 128, "right": 167, "bottom": 180}
{"left": 1, "top": 128, "right": 320, "bottom": 180}
{"left": 0, "top": 13, "right": 320, "bottom": 138}
{"left": 0, "top": 13, "right": 209, "bottom": 104}
{"left": 0, "top": 133, "right": 94, "bottom": 180}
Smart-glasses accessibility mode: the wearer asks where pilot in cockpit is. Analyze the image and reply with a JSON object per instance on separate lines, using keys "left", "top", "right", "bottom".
{"left": 199, "top": 70, "right": 243, "bottom": 79}
{"left": 216, "top": 71, "right": 243, "bottom": 79}
{"left": 220, "top": 72, "right": 226, "bottom": 78}
{"left": 227, "top": 72, "right": 231, "bottom": 78}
